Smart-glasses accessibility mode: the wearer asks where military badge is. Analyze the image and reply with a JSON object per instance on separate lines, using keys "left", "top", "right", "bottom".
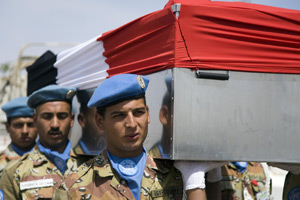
{"left": 66, "top": 89, "right": 75, "bottom": 99}
{"left": 118, "top": 159, "right": 138, "bottom": 176}
{"left": 137, "top": 75, "right": 145, "bottom": 89}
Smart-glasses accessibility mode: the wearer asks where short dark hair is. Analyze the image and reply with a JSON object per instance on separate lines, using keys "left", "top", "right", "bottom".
{"left": 6, "top": 117, "right": 12, "bottom": 125}
{"left": 76, "top": 89, "right": 94, "bottom": 115}
{"left": 96, "top": 95, "right": 146, "bottom": 118}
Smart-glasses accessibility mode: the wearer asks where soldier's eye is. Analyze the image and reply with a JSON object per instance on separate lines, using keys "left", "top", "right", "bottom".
{"left": 112, "top": 113, "right": 125, "bottom": 119}
{"left": 57, "top": 113, "right": 69, "bottom": 120}
{"left": 27, "top": 123, "right": 34, "bottom": 128}
{"left": 41, "top": 113, "right": 53, "bottom": 120}
{"left": 13, "top": 123, "right": 23, "bottom": 128}
{"left": 133, "top": 109, "right": 145, "bottom": 117}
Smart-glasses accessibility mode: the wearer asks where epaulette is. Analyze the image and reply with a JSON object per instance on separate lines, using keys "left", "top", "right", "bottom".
{"left": 93, "top": 154, "right": 106, "bottom": 167}
{"left": 20, "top": 153, "right": 29, "bottom": 161}
{"left": 4, "top": 156, "right": 23, "bottom": 170}
{"left": 150, "top": 156, "right": 173, "bottom": 174}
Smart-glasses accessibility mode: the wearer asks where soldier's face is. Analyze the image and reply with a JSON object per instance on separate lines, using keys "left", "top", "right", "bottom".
{"left": 34, "top": 101, "right": 74, "bottom": 152}
{"left": 6, "top": 117, "right": 37, "bottom": 150}
{"left": 78, "top": 107, "right": 105, "bottom": 141}
{"left": 96, "top": 98, "right": 150, "bottom": 158}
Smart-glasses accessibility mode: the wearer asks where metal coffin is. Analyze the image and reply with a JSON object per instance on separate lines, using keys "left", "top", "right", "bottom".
{"left": 144, "top": 68, "right": 300, "bottom": 163}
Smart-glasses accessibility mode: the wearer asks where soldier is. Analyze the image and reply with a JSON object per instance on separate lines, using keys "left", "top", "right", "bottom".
{"left": 0, "top": 85, "right": 91, "bottom": 199}
{"left": 73, "top": 89, "right": 106, "bottom": 155}
{"left": 59, "top": 74, "right": 215, "bottom": 199}
{"left": 221, "top": 161, "right": 271, "bottom": 200}
{"left": 0, "top": 97, "right": 37, "bottom": 177}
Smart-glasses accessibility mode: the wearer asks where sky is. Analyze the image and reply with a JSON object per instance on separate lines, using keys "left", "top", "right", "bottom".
{"left": 0, "top": 0, "right": 300, "bottom": 65}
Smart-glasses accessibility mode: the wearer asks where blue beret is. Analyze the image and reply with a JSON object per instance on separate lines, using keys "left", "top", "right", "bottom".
{"left": 88, "top": 74, "right": 149, "bottom": 108}
{"left": 2, "top": 97, "right": 34, "bottom": 118}
{"left": 27, "top": 85, "right": 77, "bottom": 108}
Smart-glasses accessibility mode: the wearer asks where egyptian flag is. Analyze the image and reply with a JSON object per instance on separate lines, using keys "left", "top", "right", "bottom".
{"left": 54, "top": 0, "right": 300, "bottom": 90}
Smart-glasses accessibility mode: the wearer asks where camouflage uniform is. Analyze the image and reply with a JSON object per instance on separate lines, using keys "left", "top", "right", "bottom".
{"left": 57, "top": 149, "right": 183, "bottom": 200}
{"left": 0, "top": 144, "right": 20, "bottom": 177}
{"left": 73, "top": 143, "right": 85, "bottom": 156}
{"left": 221, "top": 162, "right": 269, "bottom": 200}
{"left": 148, "top": 145, "right": 168, "bottom": 159}
{"left": 282, "top": 172, "right": 300, "bottom": 200}
{"left": 0, "top": 145, "right": 91, "bottom": 200}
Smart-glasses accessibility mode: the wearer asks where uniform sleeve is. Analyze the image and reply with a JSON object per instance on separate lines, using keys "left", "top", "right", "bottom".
{"left": 0, "top": 167, "right": 21, "bottom": 200}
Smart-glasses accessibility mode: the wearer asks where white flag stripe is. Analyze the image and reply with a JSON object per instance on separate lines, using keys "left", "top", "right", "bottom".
{"left": 56, "top": 35, "right": 101, "bottom": 64}
{"left": 56, "top": 37, "right": 102, "bottom": 72}
{"left": 64, "top": 77, "right": 106, "bottom": 90}
{"left": 54, "top": 35, "right": 109, "bottom": 90}
{"left": 58, "top": 70, "right": 108, "bottom": 89}
{"left": 57, "top": 50, "right": 107, "bottom": 81}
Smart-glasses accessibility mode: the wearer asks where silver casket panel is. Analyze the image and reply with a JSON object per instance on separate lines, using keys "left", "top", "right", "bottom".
{"left": 144, "top": 68, "right": 300, "bottom": 163}
{"left": 71, "top": 68, "right": 300, "bottom": 163}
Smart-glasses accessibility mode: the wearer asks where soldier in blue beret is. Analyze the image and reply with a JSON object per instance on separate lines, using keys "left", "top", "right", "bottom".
{"left": 59, "top": 74, "right": 209, "bottom": 200}
{"left": 73, "top": 89, "right": 106, "bottom": 156}
{"left": 0, "top": 85, "right": 92, "bottom": 200}
{"left": 0, "top": 97, "right": 37, "bottom": 177}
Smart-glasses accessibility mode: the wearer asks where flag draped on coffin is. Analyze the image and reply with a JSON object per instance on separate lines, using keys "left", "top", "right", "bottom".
{"left": 54, "top": 0, "right": 300, "bottom": 90}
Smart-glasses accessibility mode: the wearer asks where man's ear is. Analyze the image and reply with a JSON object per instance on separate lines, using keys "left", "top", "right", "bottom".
{"left": 77, "top": 113, "right": 86, "bottom": 128}
{"left": 70, "top": 113, "right": 75, "bottom": 127}
{"left": 146, "top": 105, "right": 150, "bottom": 124}
{"left": 95, "top": 112, "right": 105, "bottom": 131}
{"left": 5, "top": 122, "right": 10, "bottom": 133}
{"left": 159, "top": 105, "right": 169, "bottom": 126}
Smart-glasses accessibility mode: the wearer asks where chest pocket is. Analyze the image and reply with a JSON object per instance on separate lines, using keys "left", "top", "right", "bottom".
{"left": 21, "top": 187, "right": 53, "bottom": 200}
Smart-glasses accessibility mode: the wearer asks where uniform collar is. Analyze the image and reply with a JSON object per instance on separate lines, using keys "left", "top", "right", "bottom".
{"left": 3, "top": 143, "right": 20, "bottom": 161}
{"left": 93, "top": 149, "right": 171, "bottom": 178}
{"left": 73, "top": 143, "right": 85, "bottom": 156}
{"left": 228, "top": 162, "right": 253, "bottom": 172}
{"left": 30, "top": 145, "right": 78, "bottom": 167}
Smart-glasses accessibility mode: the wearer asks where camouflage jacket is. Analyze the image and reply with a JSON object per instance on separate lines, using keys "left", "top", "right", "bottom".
{"left": 221, "top": 162, "right": 269, "bottom": 200}
{"left": 283, "top": 172, "right": 300, "bottom": 200}
{"left": 0, "top": 145, "right": 92, "bottom": 200}
{"left": 73, "top": 142, "right": 85, "bottom": 156}
{"left": 0, "top": 143, "right": 20, "bottom": 177}
{"left": 56, "top": 149, "right": 183, "bottom": 200}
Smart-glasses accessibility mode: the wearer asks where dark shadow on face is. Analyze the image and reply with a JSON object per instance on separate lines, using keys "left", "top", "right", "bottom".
{"left": 148, "top": 77, "right": 172, "bottom": 158}
{"left": 75, "top": 89, "right": 106, "bottom": 155}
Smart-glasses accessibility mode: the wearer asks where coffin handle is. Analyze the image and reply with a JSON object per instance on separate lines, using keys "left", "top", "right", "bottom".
{"left": 195, "top": 70, "right": 230, "bottom": 81}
